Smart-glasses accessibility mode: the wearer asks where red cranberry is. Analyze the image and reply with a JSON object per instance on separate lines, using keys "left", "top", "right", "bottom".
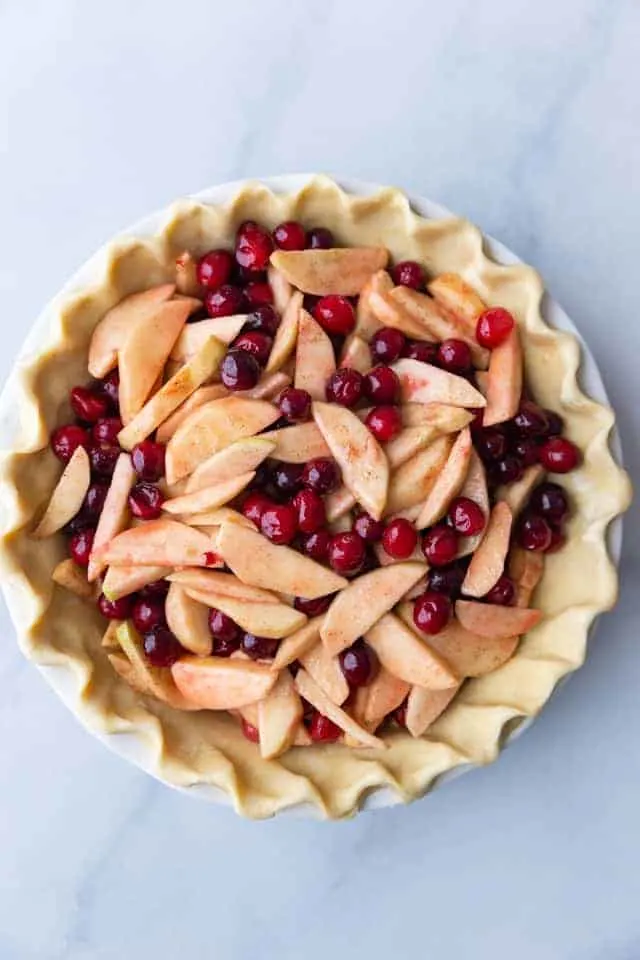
{"left": 493, "top": 455, "right": 524, "bottom": 485}
{"left": 402, "top": 340, "right": 439, "bottom": 364}
{"left": 70, "top": 385, "right": 109, "bottom": 424}
{"left": 353, "top": 510, "right": 385, "bottom": 543}
{"left": 221, "top": 349, "right": 260, "bottom": 391}
{"left": 260, "top": 503, "right": 298, "bottom": 544}
{"left": 513, "top": 438, "right": 540, "bottom": 467}
{"left": 196, "top": 249, "right": 233, "bottom": 291}
{"left": 92, "top": 417, "right": 123, "bottom": 445}
{"left": 142, "top": 626, "right": 182, "bottom": 667}
{"left": 95, "top": 370, "right": 120, "bottom": 411}
{"left": 309, "top": 711, "right": 342, "bottom": 742}
{"left": 50, "top": 424, "right": 89, "bottom": 463}
{"left": 233, "top": 331, "right": 273, "bottom": 367}
{"left": 243, "top": 281, "right": 273, "bottom": 308}
{"left": 242, "top": 633, "right": 279, "bottom": 659}
{"left": 427, "top": 563, "right": 465, "bottom": 596}
{"left": 448, "top": 497, "right": 486, "bottom": 536}
{"left": 273, "top": 220, "right": 306, "bottom": 251}
{"left": 292, "top": 488, "right": 326, "bottom": 534}
{"left": 476, "top": 307, "right": 515, "bottom": 348}
{"left": 544, "top": 410, "right": 564, "bottom": 436}
{"left": 382, "top": 518, "right": 417, "bottom": 559}
{"left": 294, "top": 594, "right": 333, "bottom": 616}
{"left": 518, "top": 513, "right": 553, "bottom": 551}
{"left": 370, "top": 327, "right": 406, "bottom": 363}
{"left": 208, "top": 608, "right": 241, "bottom": 643}
{"left": 279, "top": 387, "right": 311, "bottom": 422}
{"left": 514, "top": 402, "right": 549, "bottom": 438}
{"left": 241, "top": 719, "right": 260, "bottom": 743}
{"left": 413, "top": 591, "right": 452, "bottom": 634}
{"left": 80, "top": 483, "right": 109, "bottom": 523}
{"left": 140, "top": 579, "right": 170, "bottom": 600}
{"left": 129, "top": 482, "right": 164, "bottom": 520}
{"left": 437, "top": 339, "right": 472, "bottom": 374}
{"left": 392, "top": 261, "right": 425, "bottom": 289}
{"left": 325, "top": 368, "right": 363, "bottom": 407}
{"left": 132, "top": 597, "right": 166, "bottom": 633}
{"left": 484, "top": 575, "right": 516, "bottom": 606}
{"left": 97, "top": 592, "right": 134, "bottom": 621}
{"left": 328, "top": 531, "right": 365, "bottom": 575}
{"left": 364, "top": 365, "right": 399, "bottom": 404}
{"left": 302, "top": 458, "right": 340, "bottom": 494}
{"left": 307, "top": 227, "right": 334, "bottom": 250}
{"left": 272, "top": 462, "right": 303, "bottom": 498}
{"left": 69, "top": 528, "right": 95, "bottom": 566}
{"left": 546, "top": 528, "right": 567, "bottom": 553}
{"left": 204, "top": 284, "right": 245, "bottom": 318}
{"left": 89, "top": 444, "right": 120, "bottom": 478}
{"left": 365, "top": 405, "right": 402, "bottom": 442}
{"left": 302, "top": 529, "right": 332, "bottom": 561}
{"left": 131, "top": 440, "right": 165, "bottom": 482}
{"left": 421, "top": 525, "right": 458, "bottom": 566}
{"left": 242, "top": 491, "right": 273, "bottom": 527}
{"left": 314, "top": 296, "right": 356, "bottom": 336}
{"left": 243, "top": 304, "right": 280, "bottom": 336}
{"left": 539, "top": 437, "right": 580, "bottom": 473}
{"left": 339, "top": 641, "right": 376, "bottom": 687}
{"left": 529, "top": 482, "right": 570, "bottom": 526}
{"left": 235, "top": 223, "right": 273, "bottom": 273}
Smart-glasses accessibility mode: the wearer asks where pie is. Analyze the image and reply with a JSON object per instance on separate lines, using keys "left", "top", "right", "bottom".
{"left": 0, "top": 176, "right": 631, "bottom": 819}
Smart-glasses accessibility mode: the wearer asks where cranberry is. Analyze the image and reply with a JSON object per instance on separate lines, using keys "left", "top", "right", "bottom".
{"left": 518, "top": 513, "right": 553, "bottom": 551}
{"left": 273, "top": 220, "right": 307, "bottom": 251}
{"left": 128, "top": 482, "right": 164, "bottom": 520}
{"left": 392, "top": 260, "right": 425, "bottom": 290}
{"left": 69, "top": 528, "right": 95, "bottom": 566}
{"left": 97, "top": 592, "right": 134, "bottom": 620}
{"left": 476, "top": 307, "right": 515, "bottom": 348}
{"left": 309, "top": 711, "right": 342, "bottom": 742}
{"left": 353, "top": 510, "right": 385, "bottom": 543}
{"left": 413, "top": 591, "right": 452, "bottom": 634}
{"left": 514, "top": 402, "right": 549, "bottom": 438}
{"left": 242, "top": 633, "right": 279, "bottom": 660}
{"left": 394, "top": 702, "right": 408, "bottom": 728}
{"left": 294, "top": 594, "right": 333, "bottom": 616}
{"left": 302, "top": 529, "right": 332, "bottom": 561}
{"left": 89, "top": 444, "right": 120, "bottom": 478}
{"left": 484, "top": 575, "right": 516, "bottom": 606}
{"left": 314, "top": 296, "right": 356, "bottom": 336}
{"left": 279, "top": 387, "right": 311, "bottom": 423}
{"left": 140, "top": 579, "right": 170, "bottom": 599}
{"left": 339, "top": 641, "right": 376, "bottom": 687}
{"left": 268, "top": 462, "right": 300, "bottom": 498}
{"left": 243, "top": 304, "right": 279, "bottom": 336}
{"left": 70, "top": 385, "right": 109, "bottom": 424}
{"left": 211, "top": 634, "right": 240, "bottom": 657}
{"left": 95, "top": 370, "right": 120, "bottom": 411}
{"left": 427, "top": 563, "right": 466, "bottom": 596}
{"left": 243, "top": 281, "right": 273, "bottom": 308}
{"left": 470, "top": 407, "right": 485, "bottom": 433}
{"left": 143, "top": 626, "right": 182, "bottom": 667}
{"left": 302, "top": 458, "right": 340, "bottom": 494}
{"left": 402, "top": 340, "right": 438, "bottom": 364}
{"left": 242, "top": 491, "right": 273, "bottom": 527}
{"left": 79, "top": 483, "right": 109, "bottom": 524}
{"left": 364, "top": 365, "right": 399, "bottom": 404}
{"left": 365, "top": 405, "right": 402, "bottom": 442}
{"left": 235, "top": 222, "right": 273, "bottom": 273}
{"left": 220, "top": 350, "right": 260, "bottom": 391}
{"left": 325, "top": 368, "right": 363, "bottom": 407}
{"left": 292, "top": 488, "right": 326, "bottom": 534}
{"left": 307, "top": 227, "right": 334, "bottom": 249}
{"left": 493, "top": 455, "right": 524, "bottom": 486}
{"left": 196, "top": 249, "right": 233, "bottom": 291}
{"left": 233, "top": 331, "right": 273, "bottom": 367}
{"left": 370, "top": 328, "right": 406, "bottom": 363}
{"left": 544, "top": 410, "right": 564, "bottom": 436}
{"left": 437, "top": 339, "right": 472, "bottom": 374}
{"left": 421, "top": 525, "right": 458, "bottom": 566}
{"left": 204, "top": 284, "right": 245, "bottom": 318}
{"left": 132, "top": 597, "right": 166, "bottom": 633}
{"left": 260, "top": 503, "right": 298, "bottom": 544}
{"left": 92, "top": 417, "right": 123, "bottom": 445}
{"left": 50, "top": 424, "right": 89, "bottom": 463}
{"left": 513, "top": 438, "right": 540, "bottom": 467}
{"left": 448, "top": 497, "right": 486, "bottom": 536}
{"left": 328, "top": 531, "right": 366, "bottom": 575}
{"left": 208, "top": 608, "right": 241, "bottom": 643}
{"left": 241, "top": 719, "right": 260, "bottom": 743}
{"left": 382, "top": 518, "right": 418, "bottom": 559}
{"left": 529, "top": 482, "right": 570, "bottom": 526}
{"left": 546, "top": 528, "right": 567, "bottom": 553}
{"left": 131, "top": 440, "right": 165, "bottom": 481}
{"left": 539, "top": 437, "right": 580, "bottom": 473}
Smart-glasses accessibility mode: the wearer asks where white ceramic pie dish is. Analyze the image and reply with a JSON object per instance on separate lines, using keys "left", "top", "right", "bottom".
{"left": 0, "top": 174, "right": 628, "bottom": 818}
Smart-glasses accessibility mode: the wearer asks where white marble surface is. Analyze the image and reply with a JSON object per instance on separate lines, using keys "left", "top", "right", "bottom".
{"left": 0, "top": 0, "right": 638, "bottom": 957}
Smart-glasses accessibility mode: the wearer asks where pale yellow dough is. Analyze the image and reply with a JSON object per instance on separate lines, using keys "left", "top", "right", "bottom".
{"left": 0, "top": 176, "right": 632, "bottom": 818}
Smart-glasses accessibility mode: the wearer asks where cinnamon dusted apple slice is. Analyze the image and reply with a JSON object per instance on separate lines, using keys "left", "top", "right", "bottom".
{"left": 265, "top": 290, "right": 301, "bottom": 373}
{"left": 262, "top": 421, "right": 330, "bottom": 463}
{"left": 313, "top": 401, "right": 389, "bottom": 520}
{"left": 427, "top": 273, "right": 486, "bottom": 330}
{"left": 391, "top": 358, "right": 486, "bottom": 408}
{"left": 165, "top": 583, "right": 212, "bottom": 657}
{"left": 461, "top": 502, "right": 513, "bottom": 597}
{"left": 118, "top": 298, "right": 193, "bottom": 423}
{"left": 185, "top": 438, "right": 274, "bottom": 494}
{"left": 415, "top": 427, "right": 472, "bottom": 528}
{"left": 365, "top": 613, "right": 459, "bottom": 689}
{"left": 483, "top": 327, "right": 523, "bottom": 427}
{"left": 115, "top": 621, "right": 197, "bottom": 709}
{"left": 321, "top": 562, "right": 426, "bottom": 656}
{"left": 175, "top": 251, "right": 200, "bottom": 297}
{"left": 155, "top": 384, "right": 229, "bottom": 444}
{"left": 388, "top": 286, "right": 489, "bottom": 368}
{"left": 294, "top": 669, "right": 385, "bottom": 749}
{"left": 172, "top": 656, "right": 277, "bottom": 710}
{"left": 456, "top": 449, "right": 490, "bottom": 558}
{"left": 270, "top": 246, "right": 389, "bottom": 296}
{"left": 384, "top": 435, "right": 453, "bottom": 516}
{"left": 339, "top": 335, "right": 370, "bottom": 373}
{"left": 87, "top": 453, "right": 135, "bottom": 580}
{"left": 270, "top": 616, "right": 324, "bottom": 671}
{"left": 170, "top": 315, "right": 246, "bottom": 362}
{"left": 324, "top": 485, "right": 357, "bottom": 522}
{"left": 405, "top": 684, "right": 461, "bottom": 737}
{"left": 385, "top": 425, "right": 440, "bottom": 469}
{"left": 295, "top": 310, "right": 336, "bottom": 400}
{"left": 162, "top": 472, "right": 255, "bottom": 517}
{"left": 33, "top": 446, "right": 90, "bottom": 538}
{"left": 179, "top": 506, "right": 253, "bottom": 531}
{"left": 52, "top": 558, "right": 96, "bottom": 601}
{"left": 184, "top": 589, "right": 305, "bottom": 639}
{"left": 400, "top": 403, "right": 474, "bottom": 433}
{"left": 246, "top": 371, "right": 291, "bottom": 401}
{"left": 96, "top": 518, "right": 220, "bottom": 568}
{"left": 267, "top": 264, "right": 293, "bottom": 315}
{"left": 88, "top": 283, "right": 175, "bottom": 378}
{"left": 216, "top": 522, "right": 346, "bottom": 598}
{"left": 508, "top": 547, "right": 545, "bottom": 607}
{"left": 102, "top": 564, "right": 169, "bottom": 601}
{"left": 167, "top": 569, "right": 279, "bottom": 604}
{"left": 258, "top": 670, "right": 304, "bottom": 759}
{"left": 352, "top": 667, "right": 410, "bottom": 731}
{"left": 101, "top": 620, "right": 121, "bottom": 649}
{"left": 165, "top": 397, "right": 279, "bottom": 483}
{"left": 456, "top": 599, "right": 542, "bottom": 638}
{"left": 300, "top": 641, "right": 349, "bottom": 705}
{"left": 496, "top": 464, "right": 545, "bottom": 518}
{"left": 354, "top": 269, "right": 392, "bottom": 339}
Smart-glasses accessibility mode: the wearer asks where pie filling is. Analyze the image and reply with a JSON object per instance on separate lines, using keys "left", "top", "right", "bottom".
{"left": 38, "top": 216, "right": 581, "bottom": 758}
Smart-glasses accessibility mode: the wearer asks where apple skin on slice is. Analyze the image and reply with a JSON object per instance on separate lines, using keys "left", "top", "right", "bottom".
{"left": 352, "top": 667, "right": 410, "bottom": 732}
{"left": 427, "top": 273, "right": 486, "bottom": 331}
{"left": 496, "top": 464, "right": 545, "bottom": 518}
{"left": 184, "top": 438, "right": 274, "bottom": 494}
{"left": 167, "top": 569, "right": 279, "bottom": 605}
{"left": 266, "top": 290, "right": 302, "bottom": 373}
{"left": 508, "top": 547, "right": 545, "bottom": 608}
{"left": 172, "top": 656, "right": 277, "bottom": 710}
{"left": 483, "top": 327, "right": 523, "bottom": 427}
{"left": 365, "top": 613, "right": 459, "bottom": 689}
{"left": 461, "top": 501, "right": 513, "bottom": 598}
{"left": 262, "top": 421, "right": 331, "bottom": 463}
{"left": 391, "top": 358, "right": 486, "bottom": 409}
{"left": 456, "top": 448, "right": 490, "bottom": 558}
{"left": 321, "top": 561, "right": 426, "bottom": 657}
{"left": 258, "top": 670, "right": 304, "bottom": 759}
{"left": 155, "top": 384, "right": 229, "bottom": 444}
{"left": 102, "top": 564, "right": 170, "bottom": 601}
{"left": 184, "top": 588, "right": 306, "bottom": 639}
{"left": 52, "top": 558, "right": 97, "bottom": 600}
{"left": 162, "top": 471, "right": 255, "bottom": 517}
{"left": 294, "top": 669, "right": 385, "bottom": 749}
{"left": 295, "top": 309, "right": 336, "bottom": 400}
{"left": 388, "top": 286, "right": 489, "bottom": 368}
{"left": 115, "top": 621, "right": 198, "bottom": 710}
{"left": 270, "top": 616, "right": 324, "bottom": 671}
{"left": 415, "top": 427, "right": 472, "bottom": 528}
{"left": 270, "top": 247, "right": 389, "bottom": 296}
{"left": 33, "top": 446, "right": 91, "bottom": 538}
{"left": 165, "top": 583, "right": 212, "bottom": 657}
{"left": 300, "top": 641, "right": 349, "bottom": 706}
{"left": 88, "top": 453, "right": 135, "bottom": 580}
{"left": 267, "top": 265, "right": 293, "bottom": 315}
{"left": 313, "top": 401, "right": 389, "bottom": 520}
{"left": 339, "top": 334, "right": 371, "bottom": 373}
{"left": 216, "top": 522, "right": 347, "bottom": 599}
{"left": 456, "top": 599, "right": 542, "bottom": 638}
{"left": 405, "top": 683, "right": 461, "bottom": 737}
{"left": 354, "top": 269, "right": 392, "bottom": 340}
{"left": 95, "top": 518, "right": 220, "bottom": 568}
{"left": 384, "top": 435, "right": 453, "bottom": 516}
{"left": 88, "top": 283, "right": 175, "bottom": 379}
{"left": 170, "top": 315, "right": 246, "bottom": 362}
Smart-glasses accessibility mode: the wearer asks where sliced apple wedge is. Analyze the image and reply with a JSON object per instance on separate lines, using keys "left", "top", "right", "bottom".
{"left": 508, "top": 547, "right": 545, "bottom": 607}
{"left": 167, "top": 569, "right": 279, "bottom": 604}
{"left": 405, "top": 684, "right": 460, "bottom": 737}
{"left": 101, "top": 620, "right": 122, "bottom": 649}
{"left": 354, "top": 269, "right": 392, "bottom": 339}
{"left": 216, "top": 522, "right": 347, "bottom": 599}
{"left": 155, "top": 383, "right": 229, "bottom": 445}
{"left": 399, "top": 403, "right": 474, "bottom": 432}
{"left": 270, "top": 616, "right": 324, "bottom": 671}
{"left": 95, "top": 518, "right": 219, "bottom": 568}
{"left": 300, "top": 642, "right": 349, "bottom": 705}
{"left": 170, "top": 315, "right": 246, "bottom": 363}
{"left": 321, "top": 562, "right": 426, "bottom": 657}
{"left": 352, "top": 667, "right": 410, "bottom": 731}
{"left": 184, "top": 589, "right": 305, "bottom": 639}
{"left": 175, "top": 251, "right": 201, "bottom": 297}
{"left": 87, "top": 453, "right": 135, "bottom": 580}
{"left": 266, "top": 290, "right": 301, "bottom": 373}
{"left": 384, "top": 425, "right": 438, "bottom": 469}
{"left": 462, "top": 502, "right": 513, "bottom": 598}
{"left": 179, "top": 506, "right": 253, "bottom": 531}
{"left": 270, "top": 246, "right": 388, "bottom": 296}
{"left": 384, "top": 435, "right": 453, "bottom": 516}
{"left": 295, "top": 310, "right": 336, "bottom": 400}
{"left": 415, "top": 427, "right": 472, "bottom": 528}
{"left": 262, "top": 421, "right": 331, "bottom": 463}
{"left": 103, "top": 565, "right": 169, "bottom": 602}
{"left": 313, "top": 401, "right": 389, "bottom": 520}
{"left": 391, "top": 358, "right": 486, "bottom": 408}
{"left": 88, "top": 283, "right": 175, "bottom": 378}
{"left": 324, "top": 485, "right": 357, "bottom": 522}
{"left": 388, "top": 286, "right": 489, "bottom": 368}
{"left": 165, "top": 397, "right": 279, "bottom": 483}
{"left": 245, "top": 371, "right": 291, "bottom": 401}
{"left": 258, "top": 670, "right": 303, "bottom": 759}
{"left": 267, "top": 264, "right": 293, "bottom": 315}
{"left": 339, "top": 335, "right": 370, "bottom": 373}
{"left": 33, "top": 446, "right": 90, "bottom": 538}
{"left": 427, "top": 273, "right": 486, "bottom": 329}
{"left": 165, "top": 583, "right": 212, "bottom": 657}
{"left": 496, "top": 464, "right": 545, "bottom": 518}
{"left": 456, "top": 448, "right": 490, "bottom": 558}
{"left": 456, "top": 599, "right": 542, "bottom": 638}
{"left": 115, "top": 621, "right": 197, "bottom": 709}
{"left": 483, "top": 327, "right": 523, "bottom": 427}
{"left": 365, "top": 613, "right": 459, "bottom": 689}
{"left": 52, "top": 558, "right": 96, "bottom": 600}
{"left": 162, "top": 471, "right": 255, "bottom": 516}
{"left": 294, "top": 669, "right": 384, "bottom": 749}
{"left": 184, "top": 438, "right": 274, "bottom": 494}
{"left": 172, "top": 656, "right": 277, "bottom": 710}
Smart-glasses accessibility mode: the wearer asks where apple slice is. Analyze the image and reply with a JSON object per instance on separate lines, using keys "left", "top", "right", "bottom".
{"left": 184, "top": 438, "right": 274, "bottom": 494}
{"left": 405, "top": 684, "right": 460, "bottom": 737}
{"left": 155, "top": 384, "right": 229, "bottom": 445}
{"left": 88, "top": 284, "right": 175, "bottom": 378}
{"left": 179, "top": 506, "right": 253, "bottom": 531}
{"left": 267, "top": 264, "right": 293, "bottom": 315}
{"left": 415, "top": 427, "right": 472, "bottom": 528}
{"left": 427, "top": 273, "right": 486, "bottom": 330}
{"left": 118, "top": 298, "right": 193, "bottom": 424}
{"left": 101, "top": 620, "right": 122, "bottom": 648}
{"left": 496, "top": 464, "right": 545, "bottom": 518}
{"left": 258, "top": 670, "right": 303, "bottom": 759}
{"left": 184, "top": 588, "right": 305, "bottom": 639}
{"left": 456, "top": 599, "right": 542, "bottom": 638}
{"left": 165, "top": 397, "right": 279, "bottom": 483}
{"left": 175, "top": 251, "right": 201, "bottom": 297}
{"left": 167, "top": 569, "right": 279, "bottom": 604}
{"left": 339, "top": 335, "right": 370, "bottom": 373}
{"left": 165, "top": 583, "right": 212, "bottom": 657}
{"left": 261, "top": 421, "right": 331, "bottom": 463}
{"left": 294, "top": 669, "right": 384, "bottom": 749}
{"left": 102, "top": 564, "right": 169, "bottom": 601}
{"left": 483, "top": 327, "right": 523, "bottom": 427}
{"left": 313, "top": 401, "right": 389, "bottom": 520}
{"left": 384, "top": 435, "right": 453, "bottom": 516}
{"left": 354, "top": 269, "right": 392, "bottom": 339}
{"left": 368, "top": 289, "right": 433, "bottom": 341}
{"left": 270, "top": 616, "right": 324, "bottom": 671}
{"left": 300, "top": 641, "right": 349, "bottom": 705}
{"left": 461, "top": 502, "right": 513, "bottom": 597}
{"left": 33, "top": 446, "right": 90, "bottom": 538}
{"left": 170, "top": 315, "right": 246, "bottom": 362}
{"left": 96, "top": 518, "right": 219, "bottom": 568}
{"left": 324, "top": 485, "right": 357, "bottom": 522}
{"left": 266, "top": 290, "right": 301, "bottom": 373}
{"left": 384, "top": 425, "right": 439, "bottom": 470}
{"left": 388, "top": 286, "right": 489, "bottom": 368}
{"left": 455, "top": 449, "right": 490, "bottom": 558}
{"left": 115, "top": 621, "right": 196, "bottom": 709}
{"left": 399, "top": 403, "right": 474, "bottom": 432}
{"left": 295, "top": 309, "right": 336, "bottom": 400}
{"left": 245, "top": 371, "right": 291, "bottom": 401}
{"left": 270, "top": 247, "right": 389, "bottom": 296}
{"left": 321, "top": 562, "right": 426, "bottom": 656}
{"left": 216, "top": 522, "right": 347, "bottom": 599}
{"left": 365, "top": 613, "right": 459, "bottom": 689}
{"left": 391, "top": 358, "right": 486, "bottom": 408}
{"left": 162, "top": 471, "right": 255, "bottom": 517}
{"left": 508, "top": 547, "right": 545, "bottom": 608}
{"left": 52, "top": 558, "right": 96, "bottom": 600}
{"left": 87, "top": 453, "right": 135, "bottom": 580}
{"left": 172, "top": 656, "right": 277, "bottom": 710}
{"left": 352, "top": 667, "right": 410, "bottom": 731}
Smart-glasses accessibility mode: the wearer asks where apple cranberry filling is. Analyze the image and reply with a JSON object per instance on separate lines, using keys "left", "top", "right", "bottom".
{"left": 38, "top": 217, "right": 581, "bottom": 757}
